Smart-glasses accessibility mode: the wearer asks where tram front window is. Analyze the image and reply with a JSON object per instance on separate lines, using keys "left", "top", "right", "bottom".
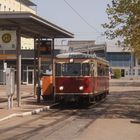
{"left": 62, "top": 63, "right": 81, "bottom": 76}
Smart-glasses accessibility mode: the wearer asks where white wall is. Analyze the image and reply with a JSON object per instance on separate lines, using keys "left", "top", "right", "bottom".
{"left": 0, "top": 0, "right": 36, "bottom": 14}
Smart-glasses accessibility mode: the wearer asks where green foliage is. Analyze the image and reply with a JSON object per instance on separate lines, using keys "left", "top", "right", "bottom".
{"left": 113, "top": 69, "right": 121, "bottom": 79}
{"left": 103, "top": 0, "right": 140, "bottom": 54}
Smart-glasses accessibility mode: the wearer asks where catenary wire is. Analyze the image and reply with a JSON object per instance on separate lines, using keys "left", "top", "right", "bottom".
{"left": 63, "top": 0, "right": 102, "bottom": 34}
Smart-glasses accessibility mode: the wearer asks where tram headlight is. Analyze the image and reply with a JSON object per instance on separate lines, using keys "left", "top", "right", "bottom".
{"left": 79, "top": 86, "right": 84, "bottom": 90}
{"left": 59, "top": 86, "right": 64, "bottom": 91}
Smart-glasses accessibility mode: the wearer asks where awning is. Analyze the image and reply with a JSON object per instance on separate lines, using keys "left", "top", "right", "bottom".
{"left": 0, "top": 12, "right": 74, "bottom": 39}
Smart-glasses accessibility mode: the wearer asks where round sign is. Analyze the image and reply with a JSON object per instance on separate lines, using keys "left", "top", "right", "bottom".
{"left": 2, "top": 33, "right": 11, "bottom": 43}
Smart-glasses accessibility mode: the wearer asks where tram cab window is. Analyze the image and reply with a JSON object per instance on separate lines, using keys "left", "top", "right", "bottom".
{"left": 55, "top": 63, "right": 61, "bottom": 76}
{"left": 62, "top": 63, "right": 81, "bottom": 76}
{"left": 82, "top": 63, "right": 90, "bottom": 76}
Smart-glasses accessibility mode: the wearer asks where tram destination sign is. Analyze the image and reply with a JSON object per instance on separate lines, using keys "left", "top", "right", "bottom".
{"left": 0, "top": 30, "right": 17, "bottom": 50}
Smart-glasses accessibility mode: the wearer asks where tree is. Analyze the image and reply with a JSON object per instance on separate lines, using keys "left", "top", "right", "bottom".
{"left": 103, "top": 0, "right": 140, "bottom": 55}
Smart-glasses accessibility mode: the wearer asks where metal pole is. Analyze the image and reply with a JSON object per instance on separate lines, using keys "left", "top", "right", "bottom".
{"left": 37, "top": 37, "right": 41, "bottom": 103}
{"left": 16, "top": 28, "right": 21, "bottom": 107}
{"left": 38, "top": 37, "right": 41, "bottom": 87}
{"left": 33, "top": 38, "right": 37, "bottom": 98}
{"left": 52, "top": 38, "right": 55, "bottom": 101}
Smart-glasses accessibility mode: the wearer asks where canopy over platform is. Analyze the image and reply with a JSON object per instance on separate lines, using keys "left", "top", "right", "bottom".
{"left": 0, "top": 12, "right": 74, "bottom": 39}
{"left": 0, "top": 12, "right": 74, "bottom": 107}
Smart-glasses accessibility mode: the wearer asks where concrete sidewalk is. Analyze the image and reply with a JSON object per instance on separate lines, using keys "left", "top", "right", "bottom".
{"left": 0, "top": 85, "right": 54, "bottom": 122}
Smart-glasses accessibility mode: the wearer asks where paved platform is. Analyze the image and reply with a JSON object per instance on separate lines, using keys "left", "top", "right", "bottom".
{"left": 0, "top": 85, "right": 54, "bottom": 122}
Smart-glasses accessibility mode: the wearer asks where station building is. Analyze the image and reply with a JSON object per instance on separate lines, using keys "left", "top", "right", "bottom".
{"left": 0, "top": 0, "right": 37, "bottom": 85}
{"left": 0, "top": 0, "right": 74, "bottom": 85}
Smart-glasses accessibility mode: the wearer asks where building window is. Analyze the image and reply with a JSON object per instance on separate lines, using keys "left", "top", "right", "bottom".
{"left": 125, "top": 71, "right": 128, "bottom": 75}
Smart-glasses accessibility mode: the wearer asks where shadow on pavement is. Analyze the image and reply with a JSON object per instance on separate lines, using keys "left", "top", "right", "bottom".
{"left": 75, "top": 91, "right": 140, "bottom": 120}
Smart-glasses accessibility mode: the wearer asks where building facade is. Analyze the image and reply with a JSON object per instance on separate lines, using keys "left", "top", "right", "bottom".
{"left": 0, "top": 0, "right": 37, "bottom": 85}
{"left": 106, "top": 46, "right": 139, "bottom": 78}
{"left": 0, "top": 0, "right": 36, "bottom": 50}
{"left": 0, "top": 0, "right": 36, "bottom": 13}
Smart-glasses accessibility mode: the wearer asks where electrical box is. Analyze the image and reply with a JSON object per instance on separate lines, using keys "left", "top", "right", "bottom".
{"left": 6, "top": 68, "right": 15, "bottom": 96}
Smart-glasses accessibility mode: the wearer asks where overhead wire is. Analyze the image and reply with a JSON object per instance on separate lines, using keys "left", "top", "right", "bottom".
{"left": 63, "top": 0, "right": 102, "bottom": 35}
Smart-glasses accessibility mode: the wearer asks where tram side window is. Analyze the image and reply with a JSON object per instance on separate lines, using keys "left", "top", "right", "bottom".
{"left": 106, "top": 67, "right": 109, "bottom": 76}
{"left": 97, "top": 66, "right": 103, "bottom": 76}
{"left": 98, "top": 66, "right": 109, "bottom": 76}
{"left": 82, "top": 63, "right": 90, "bottom": 76}
{"left": 55, "top": 63, "right": 61, "bottom": 76}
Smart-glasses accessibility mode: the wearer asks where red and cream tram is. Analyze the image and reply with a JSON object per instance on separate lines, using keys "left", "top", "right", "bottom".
{"left": 54, "top": 52, "right": 109, "bottom": 103}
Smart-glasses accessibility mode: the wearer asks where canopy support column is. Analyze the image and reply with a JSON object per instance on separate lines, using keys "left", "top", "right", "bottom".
{"left": 34, "top": 38, "right": 37, "bottom": 98}
{"left": 16, "top": 27, "right": 21, "bottom": 107}
{"left": 52, "top": 38, "right": 55, "bottom": 101}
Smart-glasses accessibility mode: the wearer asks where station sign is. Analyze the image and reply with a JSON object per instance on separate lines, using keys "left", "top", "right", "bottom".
{"left": 0, "top": 30, "right": 17, "bottom": 50}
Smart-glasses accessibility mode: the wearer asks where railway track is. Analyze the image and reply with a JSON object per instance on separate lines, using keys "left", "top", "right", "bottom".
{"left": 0, "top": 98, "right": 107, "bottom": 139}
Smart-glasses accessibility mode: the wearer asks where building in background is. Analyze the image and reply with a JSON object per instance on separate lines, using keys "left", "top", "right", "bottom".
{"left": 0, "top": 0, "right": 36, "bottom": 13}
{"left": 106, "top": 46, "right": 138, "bottom": 78}
{"left": 65, "top": 40, "right": 140, "bottom": 79}
{"left": 68, "top": 40, "right": 107, "bottom": 58}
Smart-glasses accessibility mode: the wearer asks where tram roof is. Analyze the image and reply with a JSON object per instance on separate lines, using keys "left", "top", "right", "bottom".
{"left": 56, "top": 52, "right": 95, "bottom": 59}
{"left": 56, "top": 52, "right": 109, "bottom": 64}
{"left": 0, "top": 12, "right": 74, "bottom": 38}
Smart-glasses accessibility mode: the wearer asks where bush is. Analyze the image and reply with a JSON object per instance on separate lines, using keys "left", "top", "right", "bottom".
{"left": 113, "top": 69, "right": 121, "bottom": 79}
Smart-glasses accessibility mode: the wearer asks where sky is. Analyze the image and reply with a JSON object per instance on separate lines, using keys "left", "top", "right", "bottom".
{"left": 32, "top": 0, "right": 112, "bottom": 44}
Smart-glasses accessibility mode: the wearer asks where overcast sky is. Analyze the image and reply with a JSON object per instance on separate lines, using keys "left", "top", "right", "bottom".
{"left": 32, "top": 0, "right": 112, "bottom": 44}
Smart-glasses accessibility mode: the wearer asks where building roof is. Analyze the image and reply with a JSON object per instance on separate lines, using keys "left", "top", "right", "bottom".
{"left": 16, "top": 0, "right": 37, "bottom": 6}
{"left": 68, "top": 40, "right": 95, "bottom": 46}
{"left": 69, "top": 43, "right": 106, "bottom": 52}
{"left": 0, "top": 12, "right": 74, "bottom": 39}
{"left": 107, "top": 46, "right": 131, "bottom": 52}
